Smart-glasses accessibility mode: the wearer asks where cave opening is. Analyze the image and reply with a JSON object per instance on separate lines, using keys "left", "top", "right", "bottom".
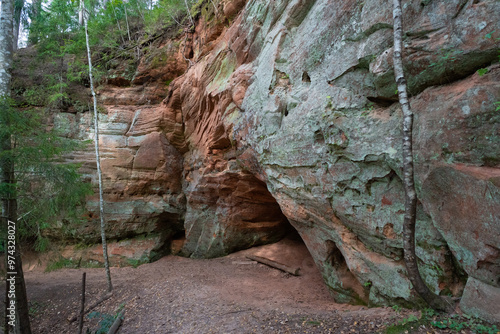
{"left": 254, "top": 225, "right": 318, "bottom": 276}
{"left": 151, "top": 170, "right": 336, "bottom": 305}
{"left": 231, "top": 177, "right": 323, "bottom": 288}
{"left": 170, "top": 229, "right": 186, "bottom": 255}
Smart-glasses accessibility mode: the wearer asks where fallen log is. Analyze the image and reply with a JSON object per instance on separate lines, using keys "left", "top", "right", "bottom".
{"left": 68, "top": 292, "right": 113, "bottom": 323}
{"left": 246, "top": 255, "right": 300, "bottom": 276}
{"left": 107, "top": 311, "right": 124, "bottom": 334}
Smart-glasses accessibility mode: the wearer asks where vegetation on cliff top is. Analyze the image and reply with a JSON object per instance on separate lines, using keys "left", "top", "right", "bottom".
{"left": 8, "top": 0, "right": 210, "bottom": 247}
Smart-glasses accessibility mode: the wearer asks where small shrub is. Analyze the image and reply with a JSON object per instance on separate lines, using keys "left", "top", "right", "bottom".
{"left": 477, "top": 68, "right": 489, "bottom": 76}
{"left": 385, "top": 307, "right": 500, "bottom": 334}
{"left": 392, "top": 305, "right": 401, "bottom": 313}
{"left": 87, "top": 312, "right": 115, "bottom": 334}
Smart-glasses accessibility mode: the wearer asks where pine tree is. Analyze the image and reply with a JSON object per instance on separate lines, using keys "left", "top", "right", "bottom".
{"left": 1, "top": 0, "right": 32, "bottom": 331}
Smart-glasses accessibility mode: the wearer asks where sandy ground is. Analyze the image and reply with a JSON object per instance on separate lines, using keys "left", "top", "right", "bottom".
{"left": 4, "top": 234, "right": 480, "bottom": 333}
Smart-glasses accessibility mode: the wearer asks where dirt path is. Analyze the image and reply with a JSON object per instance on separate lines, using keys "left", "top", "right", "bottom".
{"left": 10, "top": 236, "right": 469, "bottom": 333}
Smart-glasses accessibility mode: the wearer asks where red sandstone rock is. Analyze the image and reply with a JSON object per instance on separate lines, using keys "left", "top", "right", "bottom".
{"left": 32, "top": 0, "right": 500, "bottom": 320}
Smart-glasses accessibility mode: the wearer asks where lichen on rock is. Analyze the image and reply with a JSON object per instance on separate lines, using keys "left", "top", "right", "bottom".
{"left": 17, "top": 0, "right": 500, "bottom": 321}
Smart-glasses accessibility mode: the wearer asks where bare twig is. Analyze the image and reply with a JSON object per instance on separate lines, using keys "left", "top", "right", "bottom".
{"left": 168, "top": 13, "right": 182, "bottom": 26}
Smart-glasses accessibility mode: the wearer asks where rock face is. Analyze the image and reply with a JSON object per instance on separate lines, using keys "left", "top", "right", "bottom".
{"left": 460, "top": 277, "right": 500, "bottom": 323}
{"left": 25, "top": 0, "right": 500, "bottom": 318}
{"left": 217, "top": 0, "right": 499, "bottom": 307}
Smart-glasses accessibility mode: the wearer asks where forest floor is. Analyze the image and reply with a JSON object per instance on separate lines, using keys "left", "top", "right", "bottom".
{"left": 7, "top": 234, "right": 495, "bottom": 334}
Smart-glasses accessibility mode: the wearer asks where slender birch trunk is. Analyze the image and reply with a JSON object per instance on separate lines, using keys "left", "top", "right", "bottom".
{"left": 392, "top": 0, "right": 451, "bottom": 312}
{"left": 135, "top": 0, "right": 145, "bottom": 22}
{"left": 12, "top": 0, "right": 24, "bottom": 50}
{"left": 184, "top": 0, "right": 194, "bottom": 27}
{"left": 0, "top": 0, "right": 14, "bottom": 99}
{"left": 1, "top": 0, "right": 32, "bottom": 332}
{"left": 79, "top": 0, "right": 84, "bottom": 26}
{"left": 83, "top": 11, "right": 113, "bottom": 293}
{"left": 123, "top": 3, "right": 131, "bottom": 42}
{"left": 111, "top": 4, "right": 126, "bottom": 44}
{"left": 210, "top": 0, "right": 218, "bottom": 15}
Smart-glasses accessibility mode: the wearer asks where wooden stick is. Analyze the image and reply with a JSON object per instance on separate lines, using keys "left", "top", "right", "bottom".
{"left": 246, "top": 255, "right": 300, "bottom": 276}
{"left": 107, "top": 311, "right": 124, "bottom": 334}
{"left": 78, "top": 272, "right": 86, "bottom": 334}
{"left": 68, "top": 292, "right": 113, "bottom": 323}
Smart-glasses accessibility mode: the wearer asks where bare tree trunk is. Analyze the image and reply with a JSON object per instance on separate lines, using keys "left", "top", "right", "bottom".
{"left": 1, "top": 1, "right": 15, "bottom": 329}
{"left": 210, "top": 0, "right": 218, "bottom": 14}
{"left": 79, "top": 0, "right": 84, "bottom": 25}
{"left": 83, "top": 11, "right": 113, "bottom": 293}
{"left": 183, "top": 0, "right": 194, "bottom": 27}
{"left": 111, "top": 4, "right": 126, "bottom": 44}
{"left": 135, "top": 0, "right": 145, "bottom": 22}
{"left": 123, "top": 3, "right": 131, "bottom": 42}
{"left": 12, "top": 0, "right": 24, "bottom": 50}
{"left": 392, "top": 0, "right": 451, "bottom": 312}
{"left": 1, "top": 0, "right": 32, "bottom": 332}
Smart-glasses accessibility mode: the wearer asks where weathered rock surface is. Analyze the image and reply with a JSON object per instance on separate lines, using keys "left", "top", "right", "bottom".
{"left": 61, "top": 235, "right": 165, "bottom": 267}
{"left": 216, "top": 0, "right": 498, "bottom": 307}
{"left": 48, "top": 102, "right": 186, "bottom": 247}
{"left": 19, "top": 0, "right": 500, "bottom": 319}
{"left": 460, "top": 277, "right": 500, "bottom": 324}
{"left": 422, "top": 165, "right": 500, "bottom": 288}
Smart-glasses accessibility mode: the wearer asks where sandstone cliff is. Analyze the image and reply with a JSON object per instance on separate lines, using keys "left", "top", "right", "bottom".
{"left": 20, "top": 0, "right": 500, "bottom": 320}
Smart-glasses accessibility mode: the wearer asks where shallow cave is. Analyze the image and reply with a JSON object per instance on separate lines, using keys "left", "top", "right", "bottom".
{"left": 163, "top": 172, "right": 316, "bottom": 264}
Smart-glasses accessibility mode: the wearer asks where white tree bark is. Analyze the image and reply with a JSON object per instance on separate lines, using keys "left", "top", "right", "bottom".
{"left": 184, "top": 0, "right": 194, "bottom": 27}
{"left": 84, "top": 11, "right": 113, "bottom": 293}
{"left": 210, "top": 0, "right": 218, "bottom": 14}
{"left": 12, "top": 0, "right": 24, "bottom": 50}
{"left": 123, "top": 2, "right": 131, "bottom": 42}
{"left": 79, "top": 0, "right": 84, "bottom": 26}
{"left": 0, "top": 0, "right": 14, "bottom": 94}
{"left": 392, "top": 0, "right": 450, "bottom": 312}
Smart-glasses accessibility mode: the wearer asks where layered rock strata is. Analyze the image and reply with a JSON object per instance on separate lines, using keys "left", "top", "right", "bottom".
{"left": 29, "top": 0, "right": 500, "bottom": 318}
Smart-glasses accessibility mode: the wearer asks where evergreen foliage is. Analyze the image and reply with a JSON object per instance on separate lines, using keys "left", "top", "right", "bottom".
{"left": 26, "top": 0, "right": 194, "bottom": 61}
{"left": 143, "top": 0, "right": 188, "bottom": 34}
{"left": 0, "top": 98, "right": 92, "bottom": 251}
{"left": 9, "top": 0, "right": 200, "bottom": 252}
